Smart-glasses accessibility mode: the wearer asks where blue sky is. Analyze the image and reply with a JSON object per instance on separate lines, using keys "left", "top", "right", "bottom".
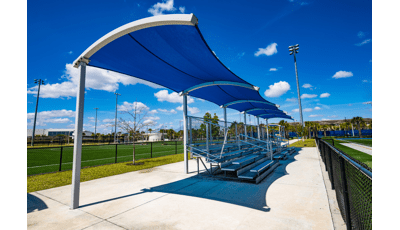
{"left": 27, "top": 0, "right": 372, "bottom": 134}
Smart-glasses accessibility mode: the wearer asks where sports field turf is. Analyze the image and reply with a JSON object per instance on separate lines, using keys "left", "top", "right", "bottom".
{"left": 340, "top": 138, "right": 372, "bottom": 147}
{"left": 27, "top": 142, "right": 184, "bottom": 175}
{"left": 322, "top": 138, "right": 372, "bottom": 168}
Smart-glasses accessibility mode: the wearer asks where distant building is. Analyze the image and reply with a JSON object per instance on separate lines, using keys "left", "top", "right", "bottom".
{"left": 27, "top": 129, "right": 93, "bottom": 137}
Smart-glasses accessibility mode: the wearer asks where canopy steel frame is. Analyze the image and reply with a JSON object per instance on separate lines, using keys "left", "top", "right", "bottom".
{"left": 220, "top": 100, "right": 277, "bottom": 108}
{"left": 179, "top": 81, "right": 259, "bottom": 96}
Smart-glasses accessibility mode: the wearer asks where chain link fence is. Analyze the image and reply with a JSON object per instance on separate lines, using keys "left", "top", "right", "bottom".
{"left": 316, "top": 137, "right": 372, "bottom": 230}
{"left": 27, "top": 141, "right": 184, "bottom": 176}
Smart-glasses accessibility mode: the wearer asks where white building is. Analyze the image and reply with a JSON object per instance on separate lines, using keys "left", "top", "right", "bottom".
{"left": 27, "top": 129, "right": 93, "bottom": 137}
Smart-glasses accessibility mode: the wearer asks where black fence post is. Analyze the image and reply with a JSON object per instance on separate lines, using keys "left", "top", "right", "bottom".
{"left": 328, "top": 148, "right": 335, "bottom": 190}
{"left": 151, "top": 142, "right": 153, "bottom": 158}
{"left": 339, "top": 156, "right": 352, "bottom": 229}
{"left": 59, "top": 147, "right": 63, "bottom": 171}
{"left": 332, "top": 138, "right": 335, "bottom": 147}
{"left": 175, "top": 141, "right": 177, "bottom": 154}
{"left": 115, "top": 144, "right": 118, "bottom": 163}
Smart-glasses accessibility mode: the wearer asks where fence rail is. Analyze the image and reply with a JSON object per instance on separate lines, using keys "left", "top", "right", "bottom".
{"left": 316, "top": 137, "right": 372, "bottom": 230}
{"left": 27, "top": 141, "right": 183, "bottom": 176}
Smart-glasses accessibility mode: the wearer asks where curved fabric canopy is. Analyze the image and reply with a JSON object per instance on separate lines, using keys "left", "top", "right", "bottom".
{"left": 73, "top": 14, "right": 291, "bottom": 120}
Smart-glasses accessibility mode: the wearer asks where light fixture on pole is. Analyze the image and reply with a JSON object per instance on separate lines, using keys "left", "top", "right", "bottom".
{"left": 31, "top": 79, "right": 45, "bottom": 146}
{"left": 289, "top": 44, "right": 304, "bottom": 128}
{"left": 114, "top": 93, "right": 121, "bottom": 143}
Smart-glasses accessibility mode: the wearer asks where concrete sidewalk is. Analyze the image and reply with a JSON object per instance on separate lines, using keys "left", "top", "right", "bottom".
{"left": 28, "top": 145, "right": 333, "bottom": 230}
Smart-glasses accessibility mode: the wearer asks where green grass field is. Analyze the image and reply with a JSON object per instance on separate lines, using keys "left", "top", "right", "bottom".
{"left": 341, "top": 139, "right": 372, "bottom": 147}
{"left": 289, "top": 139, "right": 316, "bottom": 147}
{"left": 28, "top": 153, "right": 185, "bottom": 193}
{"left": 27, "top": 142, "right": 184, "bottom": 175}
{"left": 322, "top": 138, "right": 372, "bottom": 168}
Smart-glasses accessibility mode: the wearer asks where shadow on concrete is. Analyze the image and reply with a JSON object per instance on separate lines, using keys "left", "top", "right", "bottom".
{"left": 27, "top": 193, "right": 48, "bottom": 213}
{"left": 80, "top": 150, "right": 300, "bottom": 212}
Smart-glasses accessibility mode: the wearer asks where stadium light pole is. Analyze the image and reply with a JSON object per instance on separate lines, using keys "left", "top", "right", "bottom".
{"left": 31, "top": 79, "right": 45, "bottom": 146}
{"left": 94, "top": 108, "right": 99, "bottom": 136}
{"left": 289, "top": 44, "right": 304, "bottom": 128}
{"left": 114, "top": 93, "right": 121, "bottom": 143}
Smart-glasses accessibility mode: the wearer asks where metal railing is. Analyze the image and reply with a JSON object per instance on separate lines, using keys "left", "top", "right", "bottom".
{"left": 316, "top": 137, "right": 372, "bottom": 230}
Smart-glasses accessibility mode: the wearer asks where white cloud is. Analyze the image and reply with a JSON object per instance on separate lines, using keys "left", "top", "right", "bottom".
{"left": 264, "top": 81, "right": 290, "bottom": 97}
{"left": 255, "top": 43, "right": 278, "bottom": 57}
{"left": 269, "top": 68, "right": 278, "bottom": 71}
{"left": 328, "top": 115, "right": 338, "bottom": 118}
{"left": 148, "top": 109, "right": 158, "bottom": 114}
{"left": 309, "top": 114, "right": 323, "bottom": 118}
{"left": 357, "top": 31, "right": 365, "bottom": 38}
{"left": 303, "top": 108, "right": 313, "bottom": 112}
{"left": 363, "top": 101, "right": 372, "bottom": 105}
{"left": 302, "top": 83, "right": 312, "bottom": 89}
{"left": 148, "top": 0, "right": 175, "bottom": 16}
{"left": 154, "top": 90, "right": 194, "bottom": 104}
{"left": 27, "top": 64, "right": 163, "bottom": 99}
{"left": 27, "top": 109, "right": 75, "bottom": 120}
{"left": 292, "top": 108, "right": 299, "bottom": 112}
{"left": 355, "top": 39, "right": 371, "bottom": 46}
{"left": 68, "top": 51, "right": 73, "bottom": 54}
{"left": 102, "top": 118, "right": 115, "bottom": 123}
{"left": 301, "top": 94, "right": 317, "bottom": 99}
{"left": 286, "top": 98, "right": 297, "bottom": 102}
{"left": 158, "top": 108, "right": 177, "bottom": 114}
{"left": 118, "top": 101, "right": 149, "bottom": 112}
{"left": 179, "top": 6, "right": 185, "bottom": 13}
{"left": 332, "top": 71, "right": 353, "bottom": 79}
{"left": 27, "top": 109, "right": 75, "bottom": 127}
{"left": 314, "top": 106, "right": 321, "bottom": 110}
{"left": 176, "top": 105, "right": 200, "bottom": 115}
{"left": 320, "top": 93, "right": 330, "bottom": 98}
{"left": 146, "top": 116, "right": 160, "bottom": 121}
{"left": 88, "top": 117, "right": 95, "bottom": 120}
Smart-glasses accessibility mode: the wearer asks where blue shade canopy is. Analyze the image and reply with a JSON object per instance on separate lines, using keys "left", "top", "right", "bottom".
{"left": 73, "top": 14, "right": 291, "bottom": 120}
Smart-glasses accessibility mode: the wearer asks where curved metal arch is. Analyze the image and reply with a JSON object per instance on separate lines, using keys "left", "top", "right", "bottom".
{"left": 179, "top": 81, "right": 259, "bottom": 95}
{"left": 73, "top": 14, "right": 198, "bottom": 68}
{"left": 261, "top": 114, "right": 293, "bottom": 120}
{"left": 245, "top": 107, "right": 283, "bottom": 113}
{"left": 220, "top": 100, "right": 277, "bottom": 108}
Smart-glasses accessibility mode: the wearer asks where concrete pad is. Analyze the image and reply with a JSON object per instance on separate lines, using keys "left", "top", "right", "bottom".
{"left": 28, "top": 146, "right": 334, "bottom": 230}
{"left": 84, "top": 220, "right": 125, "bottom": 230}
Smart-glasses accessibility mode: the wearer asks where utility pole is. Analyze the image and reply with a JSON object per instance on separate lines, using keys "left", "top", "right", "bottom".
{"left": 94, "top": 108, "right": 99, "bottom": 139}
{"left": 114, "top": 93, "right": 121, "bottom": 143}
{"left": 31, "top": 79, "right": 45, "bottom": 146}
{"left": 289, "top": 44, "right": 304, "bottom": 127}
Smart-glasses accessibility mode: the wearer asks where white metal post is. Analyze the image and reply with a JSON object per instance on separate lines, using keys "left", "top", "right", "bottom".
{"left": 183, "top": 94, "right": 188, "bottom": 174}
{"left": 206, "top": 122, "right": 209, "bottom": 152}
{"left": 351, "top": 124, "right": 354, "bottom": 137}
{"left": 71, "top": 61, "right": 86, "bottom": 209}
{"left": 223, "top": 107, "right": 227, "bottom": 142}
{"left": 189, "top": 116, "right": 192, "bottom": 159}
{"left": 257, "top": 117, "right": 260, "bottom": 139}
{"left": 244, "top": 112, "right": 247, "bottom": 140}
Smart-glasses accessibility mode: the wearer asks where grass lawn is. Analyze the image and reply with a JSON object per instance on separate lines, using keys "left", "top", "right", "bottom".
{"left": 333, "top": 140, "right": 372, "bottom": 168}
{"left": 27, "top": 142, "right": 184, "bottom": 175}
{"left": 341, "top": 139, "right": 372, "bottom": 147}
{"left": 289, "top": 139, "right": 316, "bottom": 147}
{"left": 28, "top": 153, "right": 185, "bottom": 193}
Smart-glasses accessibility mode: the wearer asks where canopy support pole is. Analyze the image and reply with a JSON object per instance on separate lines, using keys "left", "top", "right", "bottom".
{"left": 183, "top": 94, "right": 188, "bottom": 174}
{"left": 223, "top": 107, "right": 227, "bottom": 143}
{"left": 257, "top": 117, "right": 260, "bottom": 139}
{"left": 243, "top": 112, "right": 247, "bottom": 141}
{"left": 71, "top": 62, "right": 86, "bottom": 209}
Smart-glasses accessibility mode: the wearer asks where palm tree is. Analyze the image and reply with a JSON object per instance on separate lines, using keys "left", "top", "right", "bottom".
{"left": 351, "top": 116, "right": 364, "bottom": 138}
{"left": 304, "top": 121, "right": 313, "bottom": 139}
